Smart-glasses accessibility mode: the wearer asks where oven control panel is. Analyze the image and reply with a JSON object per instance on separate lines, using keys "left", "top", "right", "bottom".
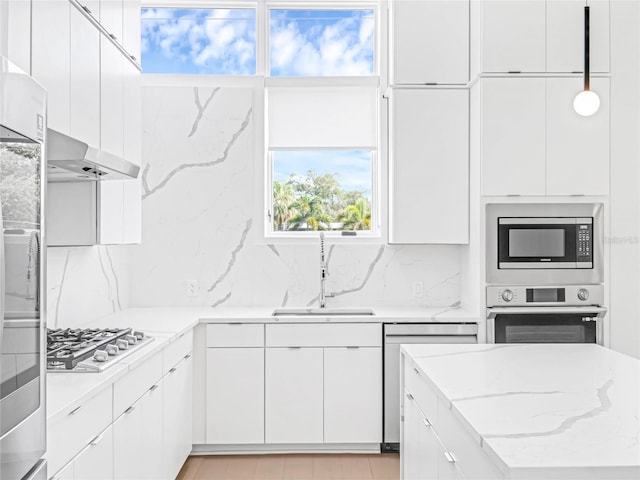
{"left": 487, "top": 285, "right": 604, "bottom": 307}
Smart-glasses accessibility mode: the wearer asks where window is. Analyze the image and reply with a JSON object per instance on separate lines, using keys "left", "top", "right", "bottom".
{"left": 140, "top": 2, "right": 381, "bottom": 238}
{"left": 269, "top": 9, "right": 374, "bottom": 76}
{"left": 141, "top": 8, "right": 256, "bottom": 74}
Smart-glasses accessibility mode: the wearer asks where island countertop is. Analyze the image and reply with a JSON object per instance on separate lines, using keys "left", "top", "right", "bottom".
{"left": 401, "top": 343, "right": 640, "bottom": 479}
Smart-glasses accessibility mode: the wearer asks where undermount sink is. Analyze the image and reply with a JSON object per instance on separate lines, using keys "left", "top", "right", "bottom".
{"left": 272, "top": 307, "right": 376, "bottom": 316}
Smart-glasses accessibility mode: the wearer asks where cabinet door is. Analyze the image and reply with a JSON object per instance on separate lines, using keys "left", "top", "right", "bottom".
{"left": 265, "top": 348, "right": 323, "bottom": 444}
{"left": 122, "top": 59, "right": 142, "bottom": 244}
{"left": 100, "top": 36, "right": 124, "bottom": 156}
{"left": 1, "top": 0, "right": 31, "bottom": 73}
{"left": 50, "top": 461, "right": 74, "bottom": 480}
{"left": 324, "top": 347, "right": 381, "bottom": 443}
{"left": 139, "top": 381, "right": 164, "bottom": 480}
{"left": 100, "top": 0, "right": 123, "bottom": 41}
{"left": 206, "top": 348, "right": 264, "bottom": 444}
{"left": 98, "top": 181, "right": 125, "bottom": 244}
{"left": 31, "top": 0, "right": 70, "bottom": 133}
{"left": 122, "top": 0, "right": 141, "bottom": 61}
{"left": 546, "top": 77, "right": 610, "bottom": 195}
{"left": 480, "top": 0, "right": 545, "bottom": 73}
{"left": 390, "top": 89, "right": 468, "bottom": 243}
{"left": 547, "top": 0, "right": 609, "bottom": 73}
{"left": 481, "top": 78, "right": 546, "bottom": 196}
{"left": 163, "top": 355, "right": 193, "bottom": 479}
{"left": 113, "top": 400, "right": 143, "bottom": 480}
{"left": 393, "top": 0, "right": 468, "bottom": 84}
{"left": 70, "top": 4, "right": 100, "bottom": 147}
{"left": 73, "top": 426, "right": 114, "bottom": 480}
{"left": 402, "top": 391, "right": 438, "bottom": 480}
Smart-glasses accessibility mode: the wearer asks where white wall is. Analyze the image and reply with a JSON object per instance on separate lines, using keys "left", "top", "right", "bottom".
{"left": 128, "top": 85, "right": 462, "bottom": 309}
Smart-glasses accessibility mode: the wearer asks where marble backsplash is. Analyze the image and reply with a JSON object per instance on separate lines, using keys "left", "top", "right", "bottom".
{"left": 46, "top": 83, "right": 462, "bottom": 325}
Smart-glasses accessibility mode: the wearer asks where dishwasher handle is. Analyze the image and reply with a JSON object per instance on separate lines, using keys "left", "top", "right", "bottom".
{"left": 384, "top": 323, "right": 478, "bottom": 337}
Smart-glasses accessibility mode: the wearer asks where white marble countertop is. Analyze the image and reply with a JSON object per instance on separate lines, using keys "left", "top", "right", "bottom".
{"left": 47, "top": 306, "right": 478, "bottom": 423}
{"left": 401, "top": 344, "right": 640, "bottom": 479}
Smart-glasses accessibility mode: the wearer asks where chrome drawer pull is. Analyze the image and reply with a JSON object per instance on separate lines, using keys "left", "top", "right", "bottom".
{"left": 406, "top": 393, "right": 414, "bottom": 400}
{"left": 288, "top": 346, "right": 301, "bottom": 349}
{"left": 423, "top": 418, "right": 431, "bottom": 427}
{"left": 413, "top": 367, "right": 420, "bottom": 375}
{"left": 184, "top": 353, "right": 192, "bottom": 359}
{"left": 149, "top": 384, "right": 159, "bottom": 392}
{"left": 90, "top": 434, "right": 104, "bottom": 446}
{"left": 169, "top": 367, "right": 177, "bottom": 373}
{"left": 346, "top": 346, "right": 360, "bottom": 349}
{"left": 69, "top": 405, "right": 83, "bottom": 416}
{"left": 125, "top": 406, "right": 136, "bottom": 415}
{"left": 444, "top": 451, "right": 456, "bottom": 463}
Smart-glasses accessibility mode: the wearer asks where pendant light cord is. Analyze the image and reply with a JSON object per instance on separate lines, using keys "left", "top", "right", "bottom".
{"left": 584, "top": 5, "right": 590, "bottom": 91}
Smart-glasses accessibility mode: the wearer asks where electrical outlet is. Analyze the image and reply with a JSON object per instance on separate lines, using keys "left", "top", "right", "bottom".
{"left": 187, "top": 280, "right": 199, "bottom": 297}
{"left": 412, "top": 281, "right": 424, "bottom": 297}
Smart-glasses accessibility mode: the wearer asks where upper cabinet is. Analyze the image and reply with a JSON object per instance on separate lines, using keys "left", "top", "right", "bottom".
{"left": 479, "top": 76, "right": 610, "bottom": 196}
{"left": 471, "top": 0, "right": 610, "bottom": 75}
{"left": 0, "top": 0, "right": 32, "bottom": 73}
{"left": 389, "top": 88, "right": 469, "bottom": 244}
{"left": 391, "top": 0, "right": 469, "bottom": 85}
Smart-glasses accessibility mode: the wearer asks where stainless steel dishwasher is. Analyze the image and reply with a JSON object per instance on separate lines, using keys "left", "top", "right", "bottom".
{"left": 382, "top": 322, "right": 478, "bottom": 452}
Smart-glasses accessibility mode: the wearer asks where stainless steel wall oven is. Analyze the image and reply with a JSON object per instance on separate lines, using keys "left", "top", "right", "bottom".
{"left": 0, "top": 57, "right": 48, "bottom": 480}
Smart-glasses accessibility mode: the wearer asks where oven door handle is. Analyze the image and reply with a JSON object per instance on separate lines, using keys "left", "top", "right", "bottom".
{"left": 486, "top": 306, "right": 607, "bottom": 319}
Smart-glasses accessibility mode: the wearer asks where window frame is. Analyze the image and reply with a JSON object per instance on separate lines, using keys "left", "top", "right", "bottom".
{"left": 141, "top": 0, "right": 388, "bottom": 244}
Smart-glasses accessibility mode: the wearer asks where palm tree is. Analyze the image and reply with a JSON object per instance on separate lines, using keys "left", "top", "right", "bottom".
{"left": 337, "top": 198, "right": 371, "bottom": 231}
{"left": 287, "top": 195, "right": 332, "bottom": 231}
{"left": 272, "top": 181, "right": 296, "bottom": 230}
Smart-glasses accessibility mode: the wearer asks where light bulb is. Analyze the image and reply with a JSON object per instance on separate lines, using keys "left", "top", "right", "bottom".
{"left": 573, "top": 90, "right": 600, "bottom": 116}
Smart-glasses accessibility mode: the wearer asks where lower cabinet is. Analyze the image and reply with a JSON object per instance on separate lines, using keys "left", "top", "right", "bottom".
{"left": 48, "top": 331, "right": 194, "bottom": 480}
{"left": 401, "top": 355, "right": 503, "bottom": 479}
{"left": 206, "top": 347, "right": 264, "bottom": 444}
{"left": 265, "top": 347, "right": 324, "bottom": 444}
{"left": 163, "top": 353, "right": 193, "bottom": 479}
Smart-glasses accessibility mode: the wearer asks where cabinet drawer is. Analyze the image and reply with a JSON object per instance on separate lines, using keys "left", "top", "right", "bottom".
{"left": 114, "top": 351, "right": 162, "bottom": 417}
{"left": 163, "top": 329, "right": 193, "bottom": 373}
{"left": 48, "top": 386, "right": 112, "bottom": 475}
{"left": 404, "top": 357, "right": 439, "bottom": 429}
{"left": 266, "top": 323, "right": 381, "bottom": 347}
{"left": 207, "top": 323, "right": 264, "bottom": 347}
{"left": 437, "top": 402, "right": 504, "bottom": 479}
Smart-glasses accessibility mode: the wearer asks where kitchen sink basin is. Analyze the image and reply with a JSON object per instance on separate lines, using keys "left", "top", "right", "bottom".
{"left": 272, "top": 307, "right": 376, "bottom": 316}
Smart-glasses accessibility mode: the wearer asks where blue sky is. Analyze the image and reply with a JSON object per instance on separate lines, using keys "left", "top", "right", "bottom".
{"left": 273, "top": 151, "right": 372, "bottom": 198}
{"left": 141, "top": 8, "right": 374, "bottom": 75}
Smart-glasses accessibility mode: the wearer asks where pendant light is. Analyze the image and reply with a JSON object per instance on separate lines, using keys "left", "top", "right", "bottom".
{"left": 573, "top": 2, "right": 600, "bottom": 116}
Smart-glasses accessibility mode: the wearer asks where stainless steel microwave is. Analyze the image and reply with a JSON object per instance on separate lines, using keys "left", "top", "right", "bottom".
{"left": 486, "top": 203, "right": 604, "bottom": 285}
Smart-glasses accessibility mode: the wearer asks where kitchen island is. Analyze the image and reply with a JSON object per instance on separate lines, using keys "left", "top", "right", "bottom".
{"left": 400, "top": 344, "right": 640, "bottom": 480}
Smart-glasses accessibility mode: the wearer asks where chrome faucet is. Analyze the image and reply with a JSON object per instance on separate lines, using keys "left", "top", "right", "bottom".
{"left": 319, "top": 232, "right": 328, "bottom": 308}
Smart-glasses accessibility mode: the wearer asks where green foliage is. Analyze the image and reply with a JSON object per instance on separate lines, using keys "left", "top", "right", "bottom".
{"left": 273, "top": 170, "right": 371, "bottom": 231}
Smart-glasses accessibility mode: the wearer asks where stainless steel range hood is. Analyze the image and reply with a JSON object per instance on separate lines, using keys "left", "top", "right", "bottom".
{"left": 46, "top": 128, "right": 140, "bottom": 181}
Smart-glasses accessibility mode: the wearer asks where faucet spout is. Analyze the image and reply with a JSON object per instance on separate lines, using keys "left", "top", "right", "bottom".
{"left": 320, "top": 232, "right": 327, "bottom": 308}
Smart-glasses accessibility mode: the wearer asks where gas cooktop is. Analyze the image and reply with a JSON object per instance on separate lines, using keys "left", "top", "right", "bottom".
{"left": 46, "top": 327, "right": 154, "bottom": 373}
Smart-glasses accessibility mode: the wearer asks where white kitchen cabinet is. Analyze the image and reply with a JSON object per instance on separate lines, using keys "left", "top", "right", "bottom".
{"left": 390, "top": 88, "right": 469, "bottom": 243}
{"left": 31, "top": 0, "right": 70, "bottom": 134}
{"left": 546, "top": 77, "right": 610, "bottom": 196}
{"left": 323, "top": 347, "right": 381, "bottom": 443}
{"left": 100, "top": 0, "right": 123, "bottom": 42}
{"left": 265, "top": 347, "right": 324, "bottom": 444}
{"left": 139, "top": 381, "right": 164, "bottom": 480}
{"left": 477, "top": 0, "right": 546, "bottom": 73}
{"left": 392, "top": 0, "right": 468, "bottom": 84}
{"left": 480, "top": 77, "right": 547, "bottom": 196}
{"left": 163, "top": 353, "right": 193, "bottom": 479}
{"left": 122, "top": 0, "right": 141, "bottom": 61}
{"left": 70, "top": 4, "right": 101, "bottom": 148}
{"left": 0, "top": 0, "right": 31, "bottom": 73}
{"left": 206, "top": 348, "right": 265, "bottom": 444}
{"left": 72, "top": 425, "right": 114, "bottom": 480}
{"left": 480, "top": 77, "right": 610, "bottom": 196}
{"left": 50, "top": 461, "right": 74, "bottom": 480}
{"left": 113, "top": 398, "right": 143, "bottom": 480}
{"left": 402, "top": 390, "right": 438, "bottom": 480}
{"left": 100, "top": 35, "right": 124, "bottom": 157}
{"left": 473, "top": 0, "right": 609, "bottom": 75}
{"left": 547, "top": 0, "right": 609, "bottom": 74}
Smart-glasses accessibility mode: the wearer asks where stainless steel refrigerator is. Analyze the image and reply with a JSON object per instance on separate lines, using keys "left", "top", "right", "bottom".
{"left": 0, "top": 56, "right": 47, "bottom": 480}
